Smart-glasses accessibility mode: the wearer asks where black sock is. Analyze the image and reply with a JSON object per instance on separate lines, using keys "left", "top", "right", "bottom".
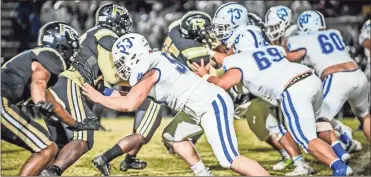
{"left": 102, "top": 145, "right": 124, "bottom": 163}
{"left": 125, "top": 154, "right": 136, "bottom": 164}
{"left": 48, "top": 165, "right": 62, "bottom": 176}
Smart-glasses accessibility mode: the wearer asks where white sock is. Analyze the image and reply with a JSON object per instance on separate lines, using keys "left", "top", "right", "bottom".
{"left": 191, "top": 161, "right": 212, "bottom": 176}
{"left": 292, "top": 155, "right": 304, "bottom": 166}
{"left": 280, "top": 149, "right": 290, "bottom": 159}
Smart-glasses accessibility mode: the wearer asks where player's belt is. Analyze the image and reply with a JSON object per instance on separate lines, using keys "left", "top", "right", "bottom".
{"left": 284, "top": 71, "right": 313, "bottom": 91}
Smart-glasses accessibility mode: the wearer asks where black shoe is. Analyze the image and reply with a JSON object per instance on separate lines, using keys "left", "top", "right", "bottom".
{"left": 120, "top": 158, "right": 147, "bottom": 171}
{"left": 40, "top": 169, "right": 59, "bottom": 176}
{"left": 92, "top": 155, "right": 110, "bottom": 176}
{"left": 40, "top": 165, "right": 61, "bottom": 176}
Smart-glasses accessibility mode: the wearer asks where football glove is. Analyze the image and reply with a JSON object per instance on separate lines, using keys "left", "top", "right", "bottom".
{"left": 66, "top": 116, "right": 100, "bottom": 131}
{"left": 33, "top": 101, "right": 54, "bottom": 117}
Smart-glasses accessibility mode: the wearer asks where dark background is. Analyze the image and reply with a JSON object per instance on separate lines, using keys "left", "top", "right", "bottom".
{"left": 1, "top": 0, "right": 370, "bottom": 118}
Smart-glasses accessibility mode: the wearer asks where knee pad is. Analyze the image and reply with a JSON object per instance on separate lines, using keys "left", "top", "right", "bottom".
{"left": 316, "top": 118, "right": 333, "bottom": 132}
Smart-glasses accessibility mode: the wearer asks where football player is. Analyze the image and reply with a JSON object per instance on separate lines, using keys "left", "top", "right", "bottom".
{"left": 39, "top": 4, "right": 144, "bottom": 176}
{"left": 82, "top": 33, "right": 270, "bottom": 176}
{"left": 265, "top": 2, "right": 361, "bottom": 160}
{"left": 193, "top": 28, "right": 353, "bottom": 176}
{"left": 286, "top": 10, "right": 370, "bottom": 147}
{"left": 211, "top": 3, "right": 314, "bottom": 175}
{"left": 1, "top": 21, "right": 85, "bottom": 175}
{"left": 161, "top": 10, "right": 217, "bottom": 146}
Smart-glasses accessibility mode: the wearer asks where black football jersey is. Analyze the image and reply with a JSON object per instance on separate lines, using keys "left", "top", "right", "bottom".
{"left": 162, "top": 22, "right": 210, "bottom": 68}
{"left": 1, "top": 47, "right": 66, "bottom": 104}
{"left": 62, "top": 26, "right": 120, "bottom": 86}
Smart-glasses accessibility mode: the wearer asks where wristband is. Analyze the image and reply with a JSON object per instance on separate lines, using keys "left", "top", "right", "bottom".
{"left": 202, "top": 74, "right": 211, "bottom": 81}
{"left": 103, "top": 88, "right": 114, "bottom": 96}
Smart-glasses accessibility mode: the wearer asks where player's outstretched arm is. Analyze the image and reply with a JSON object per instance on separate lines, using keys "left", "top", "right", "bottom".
{"left": 193, "top": 59, "right": 241, "bottom": 90}
{"left": 82, "top": 70, "right": 158, "bottom": 112}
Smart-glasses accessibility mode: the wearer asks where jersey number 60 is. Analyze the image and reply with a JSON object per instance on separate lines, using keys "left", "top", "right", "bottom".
{"left": 317, "top": 32, "right": 345, "bottom": 54}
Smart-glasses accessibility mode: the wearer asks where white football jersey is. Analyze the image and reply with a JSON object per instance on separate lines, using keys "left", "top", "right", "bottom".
{"left": 226, "top": 25, "right": 264, "bottom": 50}
{"left": 129, "top": 51, "right": 221, "bottom": 118}
{"left": 223, "top": 45, "right": 311, "bottom": 106}
{"left": 287, "top": 29, "right": 355, "bottom": 77}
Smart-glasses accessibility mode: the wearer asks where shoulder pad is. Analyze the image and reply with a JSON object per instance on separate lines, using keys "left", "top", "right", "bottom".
{"left": 168, "top": 19, "right": 181, "bottom": 32}
{"left": 32, "top": 47, "right": 67, "bottom": 74}
{"left": 95, "top": 29, "right": 119, "bottom": 51}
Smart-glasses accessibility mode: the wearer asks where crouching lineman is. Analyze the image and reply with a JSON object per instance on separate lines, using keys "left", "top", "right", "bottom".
{"left": 193, "top": 28, "right": 353, "bottom": 175}
{"left": 265, "top": 6, "right": 362, "bottom": 153}
{"left": 1, "top": 21, "right": 92, "bottom": 175}
{"left": 286, "top": 10, "right": 370, "bottom": 145}
{"left": 88, "top": 11, "right": 214, "bottom": 176}
{"left": 82, "top": 33, "right": 270, "bottom": 176}
{"left": 210, "top": 3, "right": 314, "bottom": 175}
{"left": 39, "top": 4, "right": 145, "bottom": 176}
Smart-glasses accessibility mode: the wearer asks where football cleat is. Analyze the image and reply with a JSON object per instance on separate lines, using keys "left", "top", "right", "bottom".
{"left": 92, "top": 155, "right": 110, "bottom": 176}
{"left": 273, "top": 158, "right": 293, "bottom": 171}
{"left": 285, "top": 162, "right": 314, "bottom": 176}
{"left": 120, "top": 158, "right": 147, "bottom": 171}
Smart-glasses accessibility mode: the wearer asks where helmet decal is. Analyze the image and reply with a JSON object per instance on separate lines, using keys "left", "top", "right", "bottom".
{"left": 298, "top": 14, "right": 310, "bottom": 27}
{"left": 112, "top": 4, "right": 125, "bottom": 16}
{"left": 190, "top": 18, "right": 206, "bottom": 30}
{"left": 116, "top": 37, "right": 133, "bottom": 54}
{"left": 227, "top": 8, "right": 243, "bottom": 25}
{"left": 276, "top": 8, "right": 289, "bottom": 21}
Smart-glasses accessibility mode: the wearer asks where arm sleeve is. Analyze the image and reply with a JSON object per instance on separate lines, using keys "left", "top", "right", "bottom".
{"left": 286, "top": 36, "right": 306, "bottom": 52}
{"left": 97, "top": 44, "right": 121, "bottom": 85}
{"left": 129, "top": 58, "right": 152, "bottom": 86}
{"left": 96, "top": 32, "right": 121, "bottom": 85}
{"left": 222, "top": 55, "right": 240, "bottom": 71}
{"left": 181, "top": 46, "right": 210, "bottom": 67}
{"left": 35, "top": 49, "right": 66, "bottom": 75}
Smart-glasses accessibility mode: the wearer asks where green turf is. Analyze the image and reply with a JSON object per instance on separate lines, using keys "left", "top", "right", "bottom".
{"left": 1, "top": 117, "right": 369, "bottom": 176}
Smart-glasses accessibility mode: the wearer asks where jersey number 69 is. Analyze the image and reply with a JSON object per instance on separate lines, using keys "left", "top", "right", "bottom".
{"left": 253, "top": 47, "right": 284, "bottom": 70}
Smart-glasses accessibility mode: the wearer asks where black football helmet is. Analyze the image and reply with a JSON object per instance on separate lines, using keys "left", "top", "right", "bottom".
{"left": 95, "top": 3, "right": 133, "bottom": 36}
{"left": 37, "top": 21, "right": 80, "bottom": 64}
{"left": 180, "top": 11, "right": 212, "bottom": 40}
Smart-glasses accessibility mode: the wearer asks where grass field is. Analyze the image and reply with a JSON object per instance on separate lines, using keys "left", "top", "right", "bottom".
{"left": 1, "top": 117, "right": 370, "bottom": 176}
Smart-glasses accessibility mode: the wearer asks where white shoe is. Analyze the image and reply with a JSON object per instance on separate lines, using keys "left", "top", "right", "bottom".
{"left": 285, "top": 162, "right": 314, "bottom": 176}
{"left": 273, "top": 158, "right": 293, "bottom": 171}
{"left": 341, "top": 152, "right": 351, "bottom": 164}
{"left": 347, "top": 139, "right": 363, "bottom": 153}
{"left": 196, "top": 167, "right": 213, "bottom": 176}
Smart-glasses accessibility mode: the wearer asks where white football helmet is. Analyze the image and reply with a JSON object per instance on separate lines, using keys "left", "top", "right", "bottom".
{"left": 212, "top": 2, "right": 248, "bottom": 42}
{"left": 112, "top": 33, "right": 151, "bottom": 80}
{"left": 264, "top": 5, "right": 292, "bottom": 42}
{"left": 233, "top": 26, "right": 266, "bottom": 53}
{"left": 297, "top": 10, "right": 326, "bottom": 35}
